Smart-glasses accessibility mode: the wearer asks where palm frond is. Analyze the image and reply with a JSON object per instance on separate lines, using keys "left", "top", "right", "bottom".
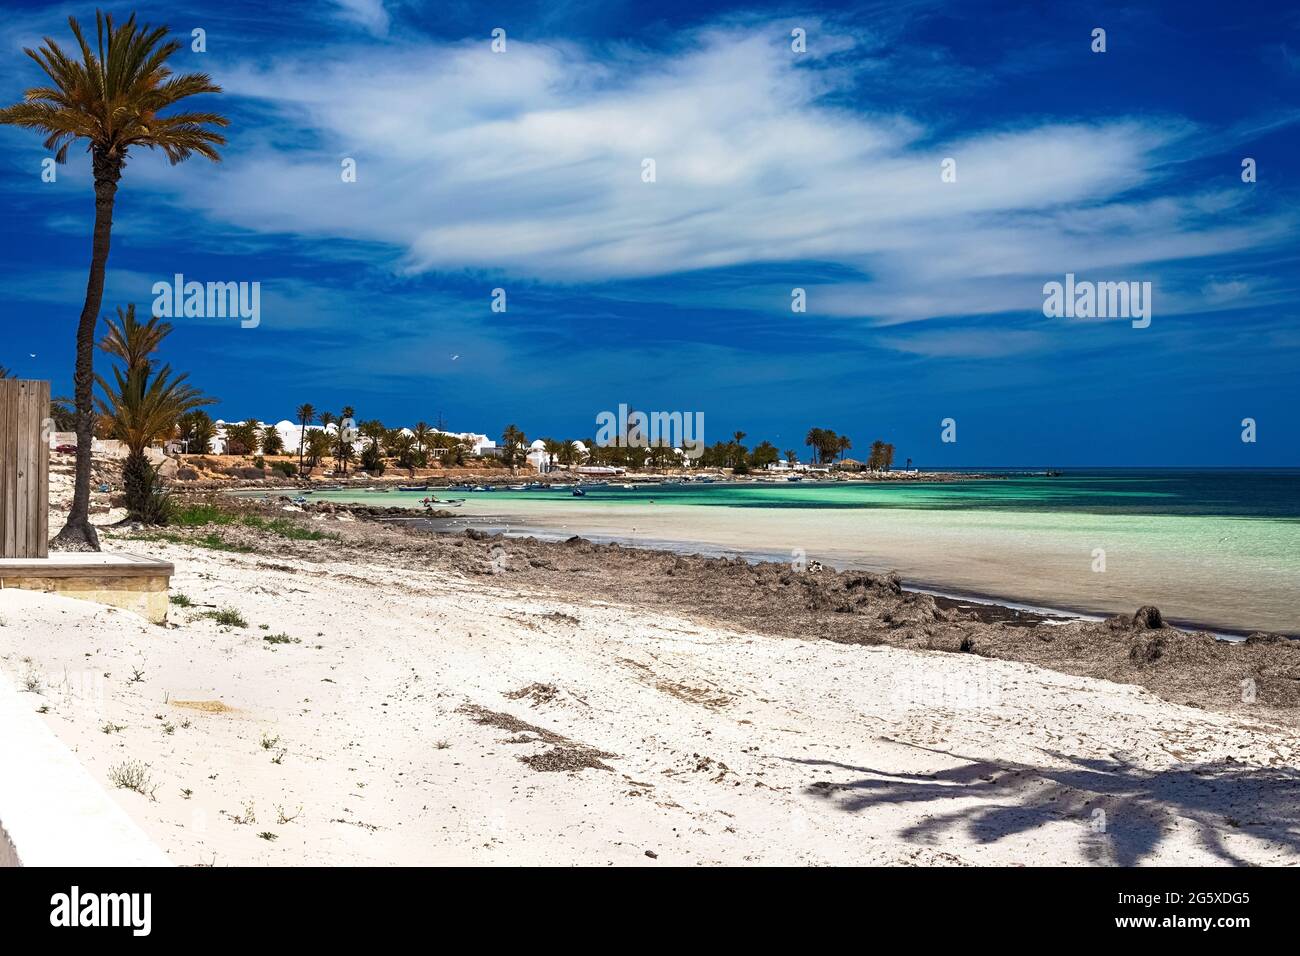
{"left": 0, "top": 10, "right": 229, "bottom": 165}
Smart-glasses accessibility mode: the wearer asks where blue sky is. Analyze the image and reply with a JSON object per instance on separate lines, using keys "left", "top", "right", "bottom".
{"left": 1, "top": 0, "right": 1297, "bottom": 465}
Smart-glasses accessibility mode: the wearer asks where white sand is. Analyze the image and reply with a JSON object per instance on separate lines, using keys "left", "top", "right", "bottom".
{"left": 2, "top": 537, "right": 1298, "bottom": 866}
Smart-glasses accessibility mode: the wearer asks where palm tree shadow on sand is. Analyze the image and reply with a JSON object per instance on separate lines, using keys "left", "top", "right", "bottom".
{"left": 786, "top": 743, "right": 1300, "bottom": 865}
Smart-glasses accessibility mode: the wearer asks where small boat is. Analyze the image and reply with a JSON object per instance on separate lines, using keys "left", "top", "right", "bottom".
{"left": 508, "top": 484, "right": 528, "bottom": 491}
{"left": 550, "top": 483, "right": 572, "bottom": 490}
{"left": 786, "top": 475, "right": 803, "bottom": 482}
{"left": 398, "top": 484, "right": 428, "bottom": 492}
{"left": 572, "top": 487, "right": 586, "bottom": 497}
{"left": 619, "top": 483, "right": 634, "bottom": 489}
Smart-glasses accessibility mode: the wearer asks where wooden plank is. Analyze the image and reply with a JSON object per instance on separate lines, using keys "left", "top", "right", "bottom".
{"left": 1, "top": 380, "right": 15, "bottom": 557}
{"left": 16, "top": 381, "right": 30, "bottom": 557}
{"left": 37, "top": 381, "right": 49, "bottom": 557}
{"left": 0, "top": 380, "right": 51, "bottom": 558}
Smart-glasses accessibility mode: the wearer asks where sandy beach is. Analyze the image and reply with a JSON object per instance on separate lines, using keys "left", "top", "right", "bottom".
{"left": 3, "top": 487, "right": 1299, "bottom": 866}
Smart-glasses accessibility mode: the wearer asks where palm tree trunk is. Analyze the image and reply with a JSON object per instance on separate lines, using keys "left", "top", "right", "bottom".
{"left": 53, "top": 149, "right": 122, "bottom": 551}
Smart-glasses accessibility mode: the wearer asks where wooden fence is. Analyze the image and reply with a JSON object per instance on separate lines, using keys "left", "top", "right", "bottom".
{"left": 0, "top": 379, "right": 50, "bottom": 558}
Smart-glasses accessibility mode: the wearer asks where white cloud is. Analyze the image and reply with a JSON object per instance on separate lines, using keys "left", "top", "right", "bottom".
{"left": 126, "top": 21, "right": 1292, "bottom": 333}
{"left": 332, "top": 0, "right": 390, "bottom": 37}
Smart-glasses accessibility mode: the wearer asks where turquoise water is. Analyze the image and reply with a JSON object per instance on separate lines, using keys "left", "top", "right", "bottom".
{"left": 294, "top": 470, "right": 1300, "bottom": 634}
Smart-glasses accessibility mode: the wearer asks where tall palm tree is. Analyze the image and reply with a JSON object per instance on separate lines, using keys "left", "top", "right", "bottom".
{"left": 295, "top": 403, "right": 315, "bottom": 470}
{"left": 805, "top": 428, "right": 823, "bottom": 465}
{"left": 0, "top": 12, "right": 228, "bottom": 549}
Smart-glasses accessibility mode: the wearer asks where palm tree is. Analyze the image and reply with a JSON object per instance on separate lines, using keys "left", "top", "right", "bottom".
{"left": 177, "top": 409, "right": 215, "bottom": 454}
{"left": 305, "top": 429, "right": 332, "bottom": 467}
{"left": 336, "top": 405, "right": 356, "bottom": 474}
{"left": 501, "top": 424, "right": 525, "bottom": 473}
{"left": 1, "top": 12, "right": 228, "bottom": 550}
{"left": 260, "top": 424, "right": 284, "bottom": 456}
{"left": 805, "top": 428, "right": 823, "bottom": 465}
{"left": 295, "top": 403, "right": 315, "bottom": 470}
{"left": 99, "top": 304, "right": 171, "bottom": 370}
{"left": 836, "top": 434, "right": 852, "bottom": 462}
{"left": 221, "top": 420, "right": 258, "bottom": 456}
{"left": 784, "top": 449, "right": 797, "bottom": 465}
{"left": 96, "top": 365, "right": 212, "bottom": 521}
{"left": 541, "top": 438, "right": 563, "bottom": 474}
{"left": 412, "top": 421, "right": 431, "bottom": 454}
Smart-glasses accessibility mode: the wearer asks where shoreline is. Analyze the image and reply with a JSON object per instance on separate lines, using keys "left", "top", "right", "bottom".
{"left": 219, "top": 471, "right": 1300, "bottom": 638}
{"left": 380, "top": 511, "right": 1277, "bottom": 642}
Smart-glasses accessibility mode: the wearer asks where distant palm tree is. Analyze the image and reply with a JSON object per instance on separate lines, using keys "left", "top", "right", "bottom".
{"left": 413, "top": 421, "right": 431, "bottom": 454}
{"left": 336, "top": 405, "right": 356, "bottom": 474}
{"left": 542, "top": 438, "right": 564, "bottom": 474}
{"left": 1, "top": 12, "right": 228, "bottom": 549}
{"left": 784, "top": 449, "right": 797, "bottom": 465}
{"left": 177, "top": 409, "right": 215, "bottom": 454}
{"left": 305, "top": 429, "right": 331, "bottom": 467}
{"left": 295, "top": 403, "right": 315, "bottom": 470}
{"left": 260, "top": 425, "right": 284, "bottom": 456}
{"left": 805, "top": 428, "right": 823, "bottom": 465}
{"left": 223, "top": 421, "right": 260, "bottom": 457}
{"left": 0, "top": 366, "right": 12, "bottom": 378}
{"left": 501, "top": 424, "right": 525, "bottom": 473}
{"left": 836, "top": 434, "right": 852, "bottom": 462}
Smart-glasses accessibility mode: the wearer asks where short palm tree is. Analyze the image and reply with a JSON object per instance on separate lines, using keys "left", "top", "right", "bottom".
{"left": 223, "top": 420, "right": 260, "bottom": 457}
{"left": 0, "top": 11, "right": 228, "bottom": 549}
{"left": 96, "top": 363, "right": 212, "bottom": 521}
{"left": 304, "top": 429, "right": 332, "bottom": 468}
{"left": 260, "top": 424, "right": 284, "bottom": 456}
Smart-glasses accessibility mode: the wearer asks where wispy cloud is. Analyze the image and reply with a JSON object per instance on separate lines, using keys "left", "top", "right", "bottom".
{"left": 120, "top": 19, "right": 1292, "bottom": 342}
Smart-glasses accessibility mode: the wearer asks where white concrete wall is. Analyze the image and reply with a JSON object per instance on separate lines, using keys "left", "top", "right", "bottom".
{"left": 0, "top": 669, "right": 171, "bottom": 867}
